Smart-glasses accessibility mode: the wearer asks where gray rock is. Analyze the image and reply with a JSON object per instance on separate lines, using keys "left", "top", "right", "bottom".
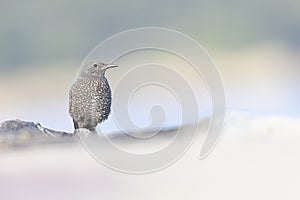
{"left": 0, "top": 119, "right": 74, "bottom": 148}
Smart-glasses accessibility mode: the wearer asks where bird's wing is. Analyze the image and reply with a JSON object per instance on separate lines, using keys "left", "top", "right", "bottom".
{"left": 69, "top": 86, "right": 74, "bottom": 113}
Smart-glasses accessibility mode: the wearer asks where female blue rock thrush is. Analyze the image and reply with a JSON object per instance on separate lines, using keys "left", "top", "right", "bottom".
{"left": 69, "top": 62, "right": 118, "bottom": 133}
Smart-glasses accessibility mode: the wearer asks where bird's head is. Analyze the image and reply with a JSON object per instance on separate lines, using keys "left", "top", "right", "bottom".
{"left": 80, "top": 61, "right": 118, "bottom": 78}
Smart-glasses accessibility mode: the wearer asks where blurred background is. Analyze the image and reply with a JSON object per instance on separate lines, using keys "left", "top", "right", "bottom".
{"left": 0, "top": 0, "right": 299, "bottom": 133}
{"left": 0, "top": 0, "right": 300, "bottom": 199}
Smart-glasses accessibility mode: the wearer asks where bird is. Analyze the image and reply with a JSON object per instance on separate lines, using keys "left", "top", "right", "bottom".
{"left": 69, "top": 61, "right": 118, "bottom": 133}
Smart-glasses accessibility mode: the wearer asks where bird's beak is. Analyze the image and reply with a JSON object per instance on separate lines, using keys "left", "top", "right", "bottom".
{"left": 106, "top": 64, "right": 118, "bottom": 69}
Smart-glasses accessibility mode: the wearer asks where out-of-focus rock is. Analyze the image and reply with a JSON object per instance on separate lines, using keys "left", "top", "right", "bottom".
{"left": 0, "top": 119, "right": 74, "bottom": 148}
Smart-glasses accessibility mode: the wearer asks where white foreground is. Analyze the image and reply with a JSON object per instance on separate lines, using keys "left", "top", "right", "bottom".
{"left": 0, "top": 112, "right": 299, "bottom": 200}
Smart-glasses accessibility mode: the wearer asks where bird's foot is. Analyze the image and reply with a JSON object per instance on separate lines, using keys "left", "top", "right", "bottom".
{"left": 74, "top": 128, "right": 94, "bottom": 138}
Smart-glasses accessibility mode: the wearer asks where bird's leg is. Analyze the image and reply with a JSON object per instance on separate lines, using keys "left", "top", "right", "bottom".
{"left": 73, "top": 119, "right": 79, "bottom": 130}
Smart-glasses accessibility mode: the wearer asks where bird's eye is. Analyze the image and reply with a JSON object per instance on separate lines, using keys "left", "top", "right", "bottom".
{"left": 93, "top": 63, "right": 98, "bottom": 67}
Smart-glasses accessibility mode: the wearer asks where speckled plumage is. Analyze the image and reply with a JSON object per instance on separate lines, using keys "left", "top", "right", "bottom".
{"left": 69, "top": 62, "right": 117, "bottom": 132}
